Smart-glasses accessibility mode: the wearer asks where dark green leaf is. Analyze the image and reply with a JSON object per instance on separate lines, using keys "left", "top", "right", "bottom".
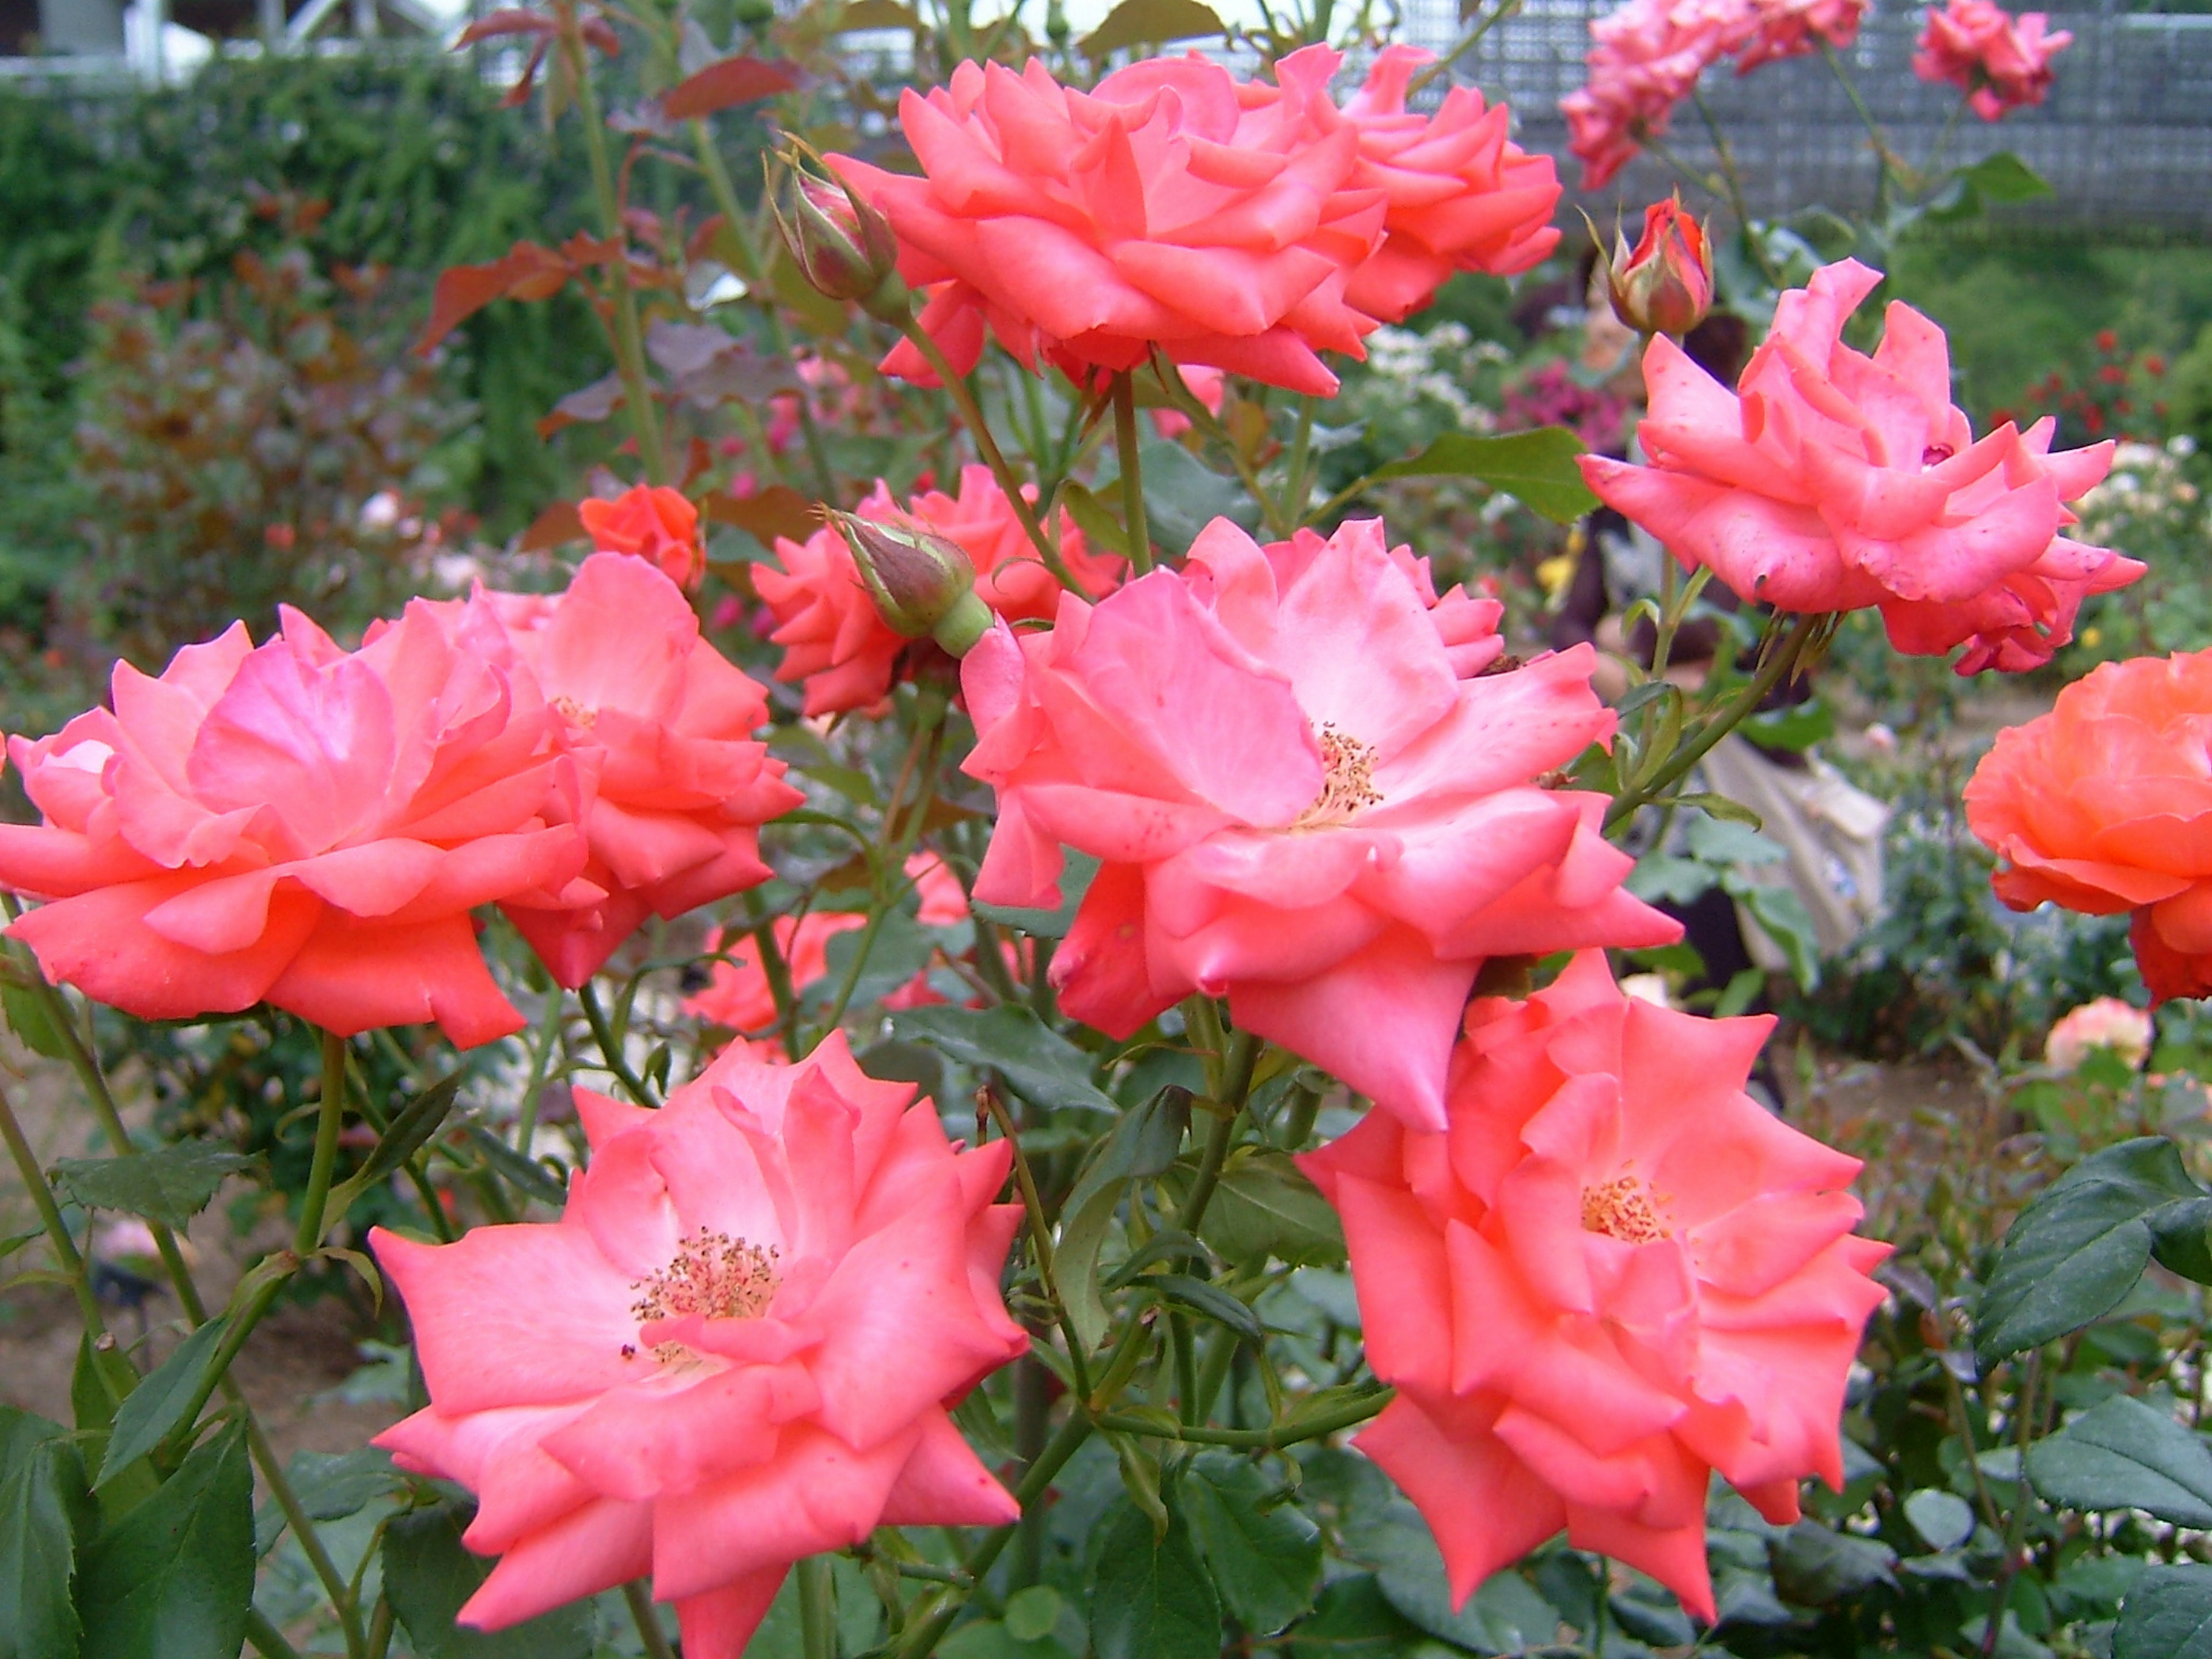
{"left": 1768, "top": 1519, "right": 1895, "bottom": 1605}
{"left": 1128, "top": 440, "right": 1256, "bottom": 552}
{"left": 358, "top": 1072, "right": 467, "bottom": 1188}
{"left": 1740, "top": 698, "right": 1835, "bottom": 752}
{"left": 1184, "top": 1451, "right": 1321, "bottom": 1634}
{"left": 1286, "top": 1574, "right": 1434, "bottom": 1658}
{"left": 461, "top": 1125, "right": 568, "bottom": 1207}
{"left": 255, "top": 1448, "right": 406, "bottom": 1554}
{"left": 1199, "top": 1149, "right": 1344, "bottom": 1268}
{"left": 1060, "top": 1087, "right": 1194, "bottom": 1350}
{"left": 1978, "top": 1138, "right": 2206, "bottom": 1363}
{"left": 70, "top": 1335, "right": 135, "bottom": 1435}
{"left": 0, "top": 1410, "right": 89, "bottom": 1659}
{"left": 1089, "top": 1498, "right": 1221, "bottom": 1659}
{"left": 972, "top": 851, "right": 1098, "bottom": 940}
{"left": 1903, "top": 1487, "right": 1976, "bottom": 1552}
{"left": 97, "top": 1316, "right": 229, "bottom": 1489}
{"left": 78, "top": 1419, "right": 253, "bottom": 1659}
{"left": 1341, "top": 1498, "right": 1558, "bottom": 1652}
{"left": 1080, "top": 0, "right": 1224, "bottom": 52}
{"left": 1142, "top": 1273, "right": 1263, "bottom": 1342}
{"left": 2118, "top": 1564, "right": 2212, "bottom": 1659}
{"left": 2028, "top": 1393, "right": 2212, "bottom": 1526}
{"left": 1957, "top": 151, "right": 2054, "bottom": 204}
{"left": 1370, "top": 429, "right": 1599, "bottom": 524}
{"left": 892, "top": 1004, "right": 1118, "bottom": 1115}
{"left": 814, "top": 908, "right": 935, "bottom": 1016}
{"left": 384, "top": 1500, "right": 594, "bottom": 1659}
{"left": 52, "top": 1142, "right": 259, "bottom": 1231}
{"left": 1057, "top": 483, "right": 1129, "bottom": 557}
{"left": 1, "top": 980, "right": 69, "bottom": 1059}
{"left": 2152, "top": 1196, "right": 2212, "bottom": 1285}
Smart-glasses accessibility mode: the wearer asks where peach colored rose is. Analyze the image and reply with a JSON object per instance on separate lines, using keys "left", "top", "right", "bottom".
{"left": 1914, "top": 0, "right": 2071, "bottom": 119}
{"left": 960, "top": 516, "right": 1674, "bottom": 1128}
{"left": 580, "top": 486, "right": 706, "bottom": 592}
{"left": 1340, "top": 46, "right": 1562, "bottom": 323}
{"left": 756, "top": 468, "right": 1116, "bottom": 718}
{"left": 373, "top": 1033, "right": 1026, "bottom": 1658}
{"left": 1581, "top": 259, "right": 2141, "bottom": 673}
{"left": 832, "top": 48, "right": 1387, "bottom": 396}
{"left": 2045, "top": 997, "right": 2153, "bottom": 1073}
{"left": 0, "top": 605, "right": 589, "bottom": 1045}
{"left": 1300, "top": 953, "right": 1888, "bottom": 1620}
{"left": 1965, "top": 650, "right": 2212, "bottom": 1004}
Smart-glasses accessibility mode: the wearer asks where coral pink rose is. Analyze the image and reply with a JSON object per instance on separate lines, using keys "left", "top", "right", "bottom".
{"left": 1300, "top": 953, "right": 1888, "bottom": 1620}
{"left": 684, "top": 912, "right": 866, "bottom": 1046}
{"left": 1914, "top": 0, "right": 2071, "bottom": 119}
{"left": 832, "top": 48, "right": 1386, "bottom": 396}
{"left": 0, "top": 605, "right": 589, "bottom": 1045}
{"left": 1581, "top": 258, "right": 2142, "bottom": 673}
{"left": 1151, "top": 365, "right": 1228, "bottom": 440}
{"left": 436, "top": 556, "right": 803, "bottom": 986}
{"left": 1733, "top": 0, "right": 1868, "bottom": 70}
{"left": 1339, "top": 46, "right": 1562, "bottom": 323}
{"left": 579, "top": 486, "right": 706, "bottom": 592}
{"left": 960, "top": 516, "right": 1675, "bottom": 1128}
{"left": 2045, "top": 996, "right": 2152, "bottom": 1073}
{"left": 1964, "top": 650, "right": 2212, "bottom": 1004}
{"left": 372, "top": 1032, "right": 1026, "bottom": 1657}
{"left": 757, "top": 468, "right": 1117, "bottom": 718}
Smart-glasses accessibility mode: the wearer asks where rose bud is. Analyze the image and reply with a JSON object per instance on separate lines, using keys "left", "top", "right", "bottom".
{"left": 1605, "top": 195, "right": 1714, "bottom": 337}
{"left": 769, "top": 147, "right": 908, "bottom": 322}
{"left": 826, "top": 509, "right": 993, "bottom": 657}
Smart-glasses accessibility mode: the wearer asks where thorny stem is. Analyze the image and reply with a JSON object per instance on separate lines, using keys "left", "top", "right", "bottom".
{"left": 980, "top": 1086, "right": 1094, "bottom": 1400}
{"left": 623, "top": 1579, "right": 679, "bottom": 1659}
{"left": 1689, "top": 89, "right": 1782, "bottom": 289}
{"left": 581, "top": 980, "right": 657, "bottom": 1108}
{"left": 1820, "top": 42, "right": 1895, "bottom": 171}
{"left": 1282, "top": 392, "right": 1316, "bottom": 527}
{"left": 1981, "top": 1354, "right": 2043, "bottom": 1659}
{"left": 1180, "top": 1028, "right": 1261, "bottom": 1238}
{"left": 744, "top": 893, "right": 806, "bottom": 1060}
{"left": 1111, "top": 372, "right": 1153, "bottom": 574}
{"left": 511, "top": 984, "right": 567, "bottom": 1160}
{"left": 0, "top": 1075, "right": 116, "bottom": 1368}
{"left": 800, "top": 1555, "right": 838, "bottom": 1659}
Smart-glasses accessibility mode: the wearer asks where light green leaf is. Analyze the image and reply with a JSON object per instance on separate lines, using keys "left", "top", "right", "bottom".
{"left": 1370, "top": 429, "right": 1599, "bottom": 524}
{"left": 1903, "top": 1487, "right": 1976, "bottom": 1552}
{"left": 97, "top": 1316, "right": 230, "bottom": 1490}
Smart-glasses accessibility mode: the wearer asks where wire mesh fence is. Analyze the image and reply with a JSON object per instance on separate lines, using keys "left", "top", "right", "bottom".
{"left": 1402, "top": 0, "right": 2212, "bottom": 232}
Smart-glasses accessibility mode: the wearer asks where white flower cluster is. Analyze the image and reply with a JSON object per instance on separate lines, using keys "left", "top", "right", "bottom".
{"left": 2077, "top": 434, "right": 2202, "bottom": 547}
{"left": 1357, "top": 323, "right": 1507, "bottom": 433}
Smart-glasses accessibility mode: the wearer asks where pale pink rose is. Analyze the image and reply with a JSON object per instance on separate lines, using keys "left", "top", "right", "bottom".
{"left": 757, "top": 469, "right": 1116, "bottom": 718}
{"left": 683, "top": 912, "right": 866, "bottom": 1047}
{"left": 437, "top": 555, "right": 803, "bottom": 986}
{"left": 832, "top": 48, "right": 1387, "bottom": 397}
{"left": 1581, "top": 259, "right": 2142, "bottom": 673}
{"left": 1914, "top": 0, "right": 2072, "bottom": 119}
{"left": 1733, "top": 0, "right": 1869, "bottom": 70}
{"left": 2045, "top": 997, "right": 2153, "bottom": 1073}
{"left": 372, "top": 1033, "right": 1026, "bottom": 1658}
{"left": 1300, "top": 953, "right": 1888, "bottom": 1620}
{"left": 960, "top": 516, "right": 1675, "bottom": 1128}
{"left": 1340, "top": 46, "right": 1562, "bottom": 323}
{"left": 0, "top": 605, "right": 589, "bottom": 1045}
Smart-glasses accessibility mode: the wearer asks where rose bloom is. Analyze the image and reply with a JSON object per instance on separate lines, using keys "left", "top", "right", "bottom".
{"left": 683, "top": 912, "right": 865, "bottom": 1044}
{"left": 1582, "top": 258, "right": 2142, "bottom": 673}
{"left": 832, "top": 47, "right": 1386, "bottom": 397}
{"left": 579, "top": 485, "right": 706, "bottom": 591}
{"left": 757, "top": 468, "right": 1118, "bottom": 718}
{"left": 2045, "top": 997, "right": 2153, "bottom": 1073}
{"left": 431, "top": 556, "right": 803, "bottom": 986}
{"left": 1732, "top": 0, "right": 1868, "bottom": 71}
{"left": 1562, "top": 0, "right": 1737, "bottom": 189}
{"left": 1338, "top": 45, "right": 1561, "bottom": 324}
{"left": 960, "top": 515, "right": 1675, "bottom": 1128}
{"left": 373, "top": 1033, "right": 1027, "bottom": 1658}
{"left": 1965, "top": 650, "right": 2212, "bottom": 1004}
{"left": 1913, "top": 0, "right": 2072, "bottom": 119}
{"left": 1301, "top": 953, "right": 1888, "bottom": 1620}
{"left": 0, "top": 604, "right": 588, "bottom": 1046}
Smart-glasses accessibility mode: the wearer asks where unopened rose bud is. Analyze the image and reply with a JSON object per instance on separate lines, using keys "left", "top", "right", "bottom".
{"left": 769, "top": 149, "right": 908, "bottom": 323}
{"left": 1604, "top": 195, "right": 1713, "bottom": 338}
{"left": 828, "top": 510, "right": 992, "bottom": 657}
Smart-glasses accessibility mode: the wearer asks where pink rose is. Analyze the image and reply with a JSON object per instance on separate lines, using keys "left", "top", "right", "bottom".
{"left": 1914, "top": 0, "right": 2071, "bottom": 119}
{"left": 683, "top": 912, "right": 865, "bottom": 1047}
{"left": 372, "top": 1033, "right": 1027, "bottom": 1657}
{"left": 1340, "top": 46, "right": 1562, "bottom": 323}
{"left": 0, "top": 605, "right": 588, "bottom": 1045}
{"left": 1581, "top": 258, "right": 2142, "bottom": 673}
{"left": 440, "top": 555, "right": 803, "bottom": 986}
{"left": 2046, "top": 997, "right": 2153, "bottom": 1073}
{"left": 579, "top": 486, "right": 706, "bottom": 592}
{"left": 1733, "top": 0, "right": 1869, "bottom": 70}
{"left": 756, "top": 468, "right": 1116, "bottom": 718}
{"left": 832, "top": 48, "right": 1387, "bottom": 396}
{"left": 1300, "top": 953, "right": 1889, "bottom": 1620}
{"left": 960, "top": 516, "right": 1675, "bottom": 1128}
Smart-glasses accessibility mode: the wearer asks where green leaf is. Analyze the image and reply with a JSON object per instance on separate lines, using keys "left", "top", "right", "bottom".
{"left": 1059, "top": 1087, "right": 1193, "bottom": 1350}
{"left": 77, "top": 1418, "right": 253, "bottom": 1659}
{"left": 1727, "top": 878, "right": 1823, "bottom": 990}
{"left": 1089, "top": 1498, "right": 1221, "bottom": 1659}
{"left": 97, "top": 1315, "right": 229, "bottom": 1490}
{"left": 972, "top": 851, "right": 1098, "bottom": 940}
{"left": 1740, "top": 698, "right": 1835, "bottom": 753}
{"left": 253, "top": 1448, "right": 406, "bottom": 1555}
{"left": 1978, "top": 1137, "right": 2207, "bottom": 1363}
{"left": 1184, "top": 1451, "right": 1322, "bottom": 1634}
{"left": 1768, "top": 1518, "right": 1896, "bottom": 1606}
{"left": 813, "top": 908, "right": 935, "bottom": 1016}
{"left": 1198, "top": 1148, "right": 1345, "bottom": 1269}
{"left": 1340, "top": 1499, "right": 1558, "bottom": 1652}
{"left": 1685, "top": 816, "right": 1787, "bottom": 868}
{"left": 2028, "top": 1393, "right": 2212, "bottom": 1527}
{"left": 358, "top": 1071, "right": 466, "bottom": 1189}
{"left": 1, "top": 980, "right": 69, "bottom": 1060}
{"left": 52, "top": 1142, "right": 259, "bottom": 1232}
{"left": 1287, "top": 1574, "right": 1438, "bottom": 1658}
{"left": 892, "top": 1004, "right": 1118, "bottom": 1115}
{"left": 461, "top": 1124, "right": 569, "bottom": 1207}
{"left": 1142, "top": 1272, "right": 1263, "bottom": 1342}
{"left": 1057, "top": 483, "right": 1129, "bottom": 558}
{"left": 1903, "top": 1487, "right": 1976, "bottom": 1552}
{"left": 1003, "top": 1585, "right": 1064, "bottom": 1644}
{"left": 1626, "top": 854, "right": 1717, "bottom": 906}
{"left": 1080, "top": 0, "right": 1225, "bottom": 53}
{"left": 2118, "top": 1564, "right": 2212, "bottom": 1659}
{"left": 1957, "top": 151, "right": 2054, "bottom": 204}
{"left": 384, "top": 1500, "right": 594, "bottom": 1659}
{"left": 70, "top": 1335, "right": 135, "bottom": 1435}
{"left": 2151, "top": 1196, "right": 2212, "bottom": 1285}
{"left": 0, "top": 1409, "right": 89, "bottom": 1659}
{"left": 1370, "top": 429, "right": 1599, "bottom": 524}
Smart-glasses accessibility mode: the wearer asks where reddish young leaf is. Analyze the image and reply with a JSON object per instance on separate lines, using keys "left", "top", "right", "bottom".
{"left": 703, "top": 484, "right": 819, "bottom": 544}
{"left": 662, "top": 54, "right": 801, "bottom": 119}
{"left": 454, "top": 6, "right": 557, "bottom": 45}
{"left": 517, "top": 500, "right": 586, "bottom": 551}
{"left": 414, "top": 241, "right": 576, "bottom": 354}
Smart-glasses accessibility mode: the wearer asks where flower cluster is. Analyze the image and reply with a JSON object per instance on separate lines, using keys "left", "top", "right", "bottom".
{"left": 1912, "top": 0, "right": 2073, "bottom": 120}
{"left": 834, "top": 46, "right": 1558, "bottom": 395}
{"left": 1563, "top": 0, "right": 1869, "bottom": 187}
{"left": 1582, "top": 257, "right": 2142, "bottom": 673}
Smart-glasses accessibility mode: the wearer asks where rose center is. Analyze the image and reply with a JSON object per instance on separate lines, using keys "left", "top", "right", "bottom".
{"left": 1580, "top": 1174, "right": 1669, "bottom": 1244}
{"left": 1922, "top": 444, "right": 1955, "bottom": 467}
{"left": 552, "top": 694, "right": 598, "bottom": 729}
{"left": 1293, "top": 725, "right": 1384, "bottom": 830}
{"left": 631, "top": 1227, "right": 781, "bottom": 1324}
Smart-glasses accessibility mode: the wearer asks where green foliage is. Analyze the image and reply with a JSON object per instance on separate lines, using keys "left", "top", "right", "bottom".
{"left": 382, "top": 1500, "right": 594, "bottom": 1659}
{"left": 76, "top": 1419, "right": 254, "bottom": 1659}
{"left": 51, "top": 1142, "right": 260, "bottom": 1232}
